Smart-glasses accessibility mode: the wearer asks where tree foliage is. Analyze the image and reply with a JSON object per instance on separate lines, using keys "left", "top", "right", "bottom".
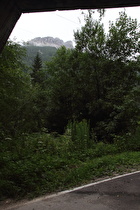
{"left": 74, "top": 10, "right": 106, "bottom": 57}
{"left": 107, "top": 11, "right": 140, "bottom": 61}
{"left": 0, "top": 41, "right": 34, "bottom": 136}
{"left": 45, "top": 11, "right": 140, "bottom": 142}
{"left": 0, "top": 11, "right": 139, "bottom": 143}
{"left": 31, "top": 52, "right": 43, "bottom": 84}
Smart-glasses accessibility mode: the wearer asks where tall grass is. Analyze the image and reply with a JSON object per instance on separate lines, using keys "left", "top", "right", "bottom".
{"left": 66, "top": 119, "right": 93, "bottom": 150}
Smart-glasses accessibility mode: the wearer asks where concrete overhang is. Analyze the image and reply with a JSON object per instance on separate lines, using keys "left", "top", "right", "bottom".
{"left": 0, "top": 0, "right": 140, "bottom": 53}
{"left": 16, "top": 0, "right": 140, "bottom": 13}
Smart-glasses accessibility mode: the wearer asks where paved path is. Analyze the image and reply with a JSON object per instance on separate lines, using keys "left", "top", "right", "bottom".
{"left": 2, "top": 171, "right": 140, "bottom": 210}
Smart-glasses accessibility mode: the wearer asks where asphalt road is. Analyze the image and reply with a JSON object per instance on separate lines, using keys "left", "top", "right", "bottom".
{"left": 2, "top": 171, "right": 140, "bottom": 210}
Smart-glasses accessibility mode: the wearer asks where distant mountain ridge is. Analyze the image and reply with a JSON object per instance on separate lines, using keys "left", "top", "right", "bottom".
{"left": 26, "top": 37, "right": 73, "bottom": 49}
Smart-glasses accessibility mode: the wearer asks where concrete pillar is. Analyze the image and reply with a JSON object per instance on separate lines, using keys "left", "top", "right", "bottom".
{"left": 0, "top": 0, "right": 21, "bottom": 53}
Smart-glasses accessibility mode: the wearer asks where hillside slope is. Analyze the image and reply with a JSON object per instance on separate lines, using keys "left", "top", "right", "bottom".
{"left": 23, "top": 45, "right": 57, "bottom": 67}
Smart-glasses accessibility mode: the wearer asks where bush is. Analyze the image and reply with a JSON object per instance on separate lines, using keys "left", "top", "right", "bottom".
{"left": 66, "top": 120, "right": 93, "bottom": 151}
{"left": 113, "top": 126, "right": 140, "bottom": 152}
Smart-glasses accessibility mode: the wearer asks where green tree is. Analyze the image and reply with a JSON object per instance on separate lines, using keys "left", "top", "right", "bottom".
{"left": 106, "top": 11, "right": 140, "bottom": 61}
{"left": 74, "top": 11, "right": 140, "bottom": 141}
{"left": 74, "top": 10, "right": 106, "bottom": 58}
{"left": 0, "top": 41, "right": 33, "bottom": 136}
{"left": 30, "top": 52, "right": 50, "bottom": 131}
{"left": 31, "top": 52, "right": 43, "bottom": 84}
{"left": 45, "top": 47, "right": 75, "bottom": 133}
{"left": 45, "top": 11, "right": 140, "bottom": 142}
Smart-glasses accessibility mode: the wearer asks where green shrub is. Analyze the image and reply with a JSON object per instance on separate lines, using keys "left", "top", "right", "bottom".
{"left": 113, "top": 126, "right": 140, "bottom": 152}
{"left": 66, "top": 120, "right": 93, "bottom": 151}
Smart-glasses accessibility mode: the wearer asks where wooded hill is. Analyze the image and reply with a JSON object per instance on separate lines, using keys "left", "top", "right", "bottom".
{"left": 23, "top": 45, "right": 57, "bottom": 66}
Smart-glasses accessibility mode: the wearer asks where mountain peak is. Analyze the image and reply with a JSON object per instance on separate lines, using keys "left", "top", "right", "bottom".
{"left": 26, "top": 37, "right": 73, "bottom": 49}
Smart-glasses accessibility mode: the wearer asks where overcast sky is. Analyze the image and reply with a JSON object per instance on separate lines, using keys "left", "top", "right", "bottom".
{"left": 10, "top": 6, "right": 140, "bottom": 44}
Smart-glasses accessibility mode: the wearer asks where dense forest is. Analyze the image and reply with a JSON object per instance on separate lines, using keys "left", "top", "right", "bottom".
{"left": 0, "top": 10, "right": 140, "bottom": 201}
{"left": 23, "top": 45, "right": 57, "bottom": 67}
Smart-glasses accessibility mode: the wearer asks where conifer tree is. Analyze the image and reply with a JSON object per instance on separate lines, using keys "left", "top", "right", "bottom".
{"left": 31, "top": 52, "right": 42, "bottom": 84}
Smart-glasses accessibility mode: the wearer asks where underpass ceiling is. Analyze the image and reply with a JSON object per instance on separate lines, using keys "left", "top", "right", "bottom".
{"left": 16, "top": 0, "right": 140, "bottom": 12}
{"left": 0, "top": 0, "right": 140, "bottom": 53}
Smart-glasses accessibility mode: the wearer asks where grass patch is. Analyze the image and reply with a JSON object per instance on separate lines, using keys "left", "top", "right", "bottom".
{"left": 0, "top": 128, "right": 140, "bottom": 200}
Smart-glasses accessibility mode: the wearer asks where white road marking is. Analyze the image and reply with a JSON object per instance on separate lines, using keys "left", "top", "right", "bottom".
{"left": 5, "top": 170, "right": 140, "bottom": 210}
